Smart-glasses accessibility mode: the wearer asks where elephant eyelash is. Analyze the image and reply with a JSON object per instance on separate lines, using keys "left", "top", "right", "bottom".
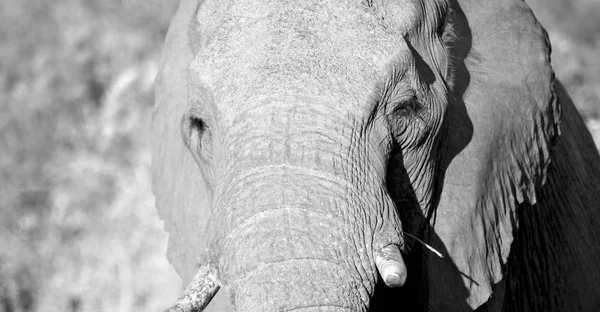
{"left": 189, "top": 116, "right": 208, "bottom": 134}
{"left": 182, "top": 115, "right": 206, "bottom": 147}
{"left": 181, "top": 113, "right": 214, "bottom": 163}
{"left": 391, "top": 96, "right": 423, "bottom": 118}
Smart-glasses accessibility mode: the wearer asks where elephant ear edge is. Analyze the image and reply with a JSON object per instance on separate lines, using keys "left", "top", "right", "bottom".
{"left": 152, "top": 0, "right": 210, "bottom": 286}
{"left": 432, "top": 0, "right": 561, "bottom": 308}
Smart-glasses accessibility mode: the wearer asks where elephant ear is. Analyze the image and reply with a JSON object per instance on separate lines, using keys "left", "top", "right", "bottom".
{"left": 152, "top": 0, "right": 208, "bottom": 286}
{"left": 431, "top": 0, "right": 560, "bottom": 308}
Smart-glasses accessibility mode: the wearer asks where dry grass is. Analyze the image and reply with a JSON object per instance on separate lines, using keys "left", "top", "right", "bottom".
{"left": 0, "top": 1, "right": 180, "bottom": 311}
{"left": 0, "top": 1, "right": 598, "bottom": 312}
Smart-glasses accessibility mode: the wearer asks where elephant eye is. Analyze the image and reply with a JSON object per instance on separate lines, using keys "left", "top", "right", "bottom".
{"left": 182, "top": 113, "right": 214, "bottom": 163}
{"left": 387, "top": 94, "right": 430, "bottom": 149}
{"left": 391, "top": 96, "right": 423, "bottom": 118}
{"left": 190, "top": 116, "right": 207, "bottom": 134}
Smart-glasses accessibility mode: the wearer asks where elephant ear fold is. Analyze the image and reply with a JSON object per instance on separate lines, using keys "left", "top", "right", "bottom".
{"left": 152, "top": 0, "right": 209, "bottom": 286}
{"left": 431, "top": 0, "right": 561, "bottom": 308}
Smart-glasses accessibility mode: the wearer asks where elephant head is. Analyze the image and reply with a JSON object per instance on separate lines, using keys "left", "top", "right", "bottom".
{"left": 153, "top": 0, "right": 569, "bottom": 310}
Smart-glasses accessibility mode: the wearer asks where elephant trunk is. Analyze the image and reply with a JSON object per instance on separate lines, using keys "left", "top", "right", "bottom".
{"left": 228, "top": 247, "right": 369, "bottom": 312}
{"left": 216, "top": 167, "right": 377, "bottom": 312}
{"left": 206, "top": 100, "right": 403, "bottom": 311}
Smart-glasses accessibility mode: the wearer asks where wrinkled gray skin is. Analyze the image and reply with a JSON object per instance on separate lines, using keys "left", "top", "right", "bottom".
{"left": 153, "top": 0, "right": 600, "bottom": 310}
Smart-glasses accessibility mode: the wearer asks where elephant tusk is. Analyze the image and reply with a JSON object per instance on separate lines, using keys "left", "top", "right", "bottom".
{"left": 166, "top": 264, "right": 220, "bottom": 312}
{"left": 375, "top": 245, "right": 407, "bottom": 288}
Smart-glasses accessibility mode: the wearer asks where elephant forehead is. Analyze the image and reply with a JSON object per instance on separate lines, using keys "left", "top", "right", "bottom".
{"left": 195, "top": 0, "right": 414, "bottom": 51}
{"left": 190, "top": 0, "right": 413, "bottom": 114}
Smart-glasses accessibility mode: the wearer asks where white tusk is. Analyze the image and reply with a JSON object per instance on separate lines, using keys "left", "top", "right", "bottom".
{"left": 375, "top": 244, "right": 407, "bottom": 288}
{"left": 166, "top": 264, "right": 220, "bottom": 312}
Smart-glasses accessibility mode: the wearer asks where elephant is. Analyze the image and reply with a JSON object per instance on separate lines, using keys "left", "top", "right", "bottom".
{"left": 152, "top": 0, "right": 600, "bottom": 310}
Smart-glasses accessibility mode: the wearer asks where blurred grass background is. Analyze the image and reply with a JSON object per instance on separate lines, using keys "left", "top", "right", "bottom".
{"left": 0, "top": 1, "right": 180, "bottom": 311}
{"left": 0, "top": 0, "right": 598, "bottom": 311}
